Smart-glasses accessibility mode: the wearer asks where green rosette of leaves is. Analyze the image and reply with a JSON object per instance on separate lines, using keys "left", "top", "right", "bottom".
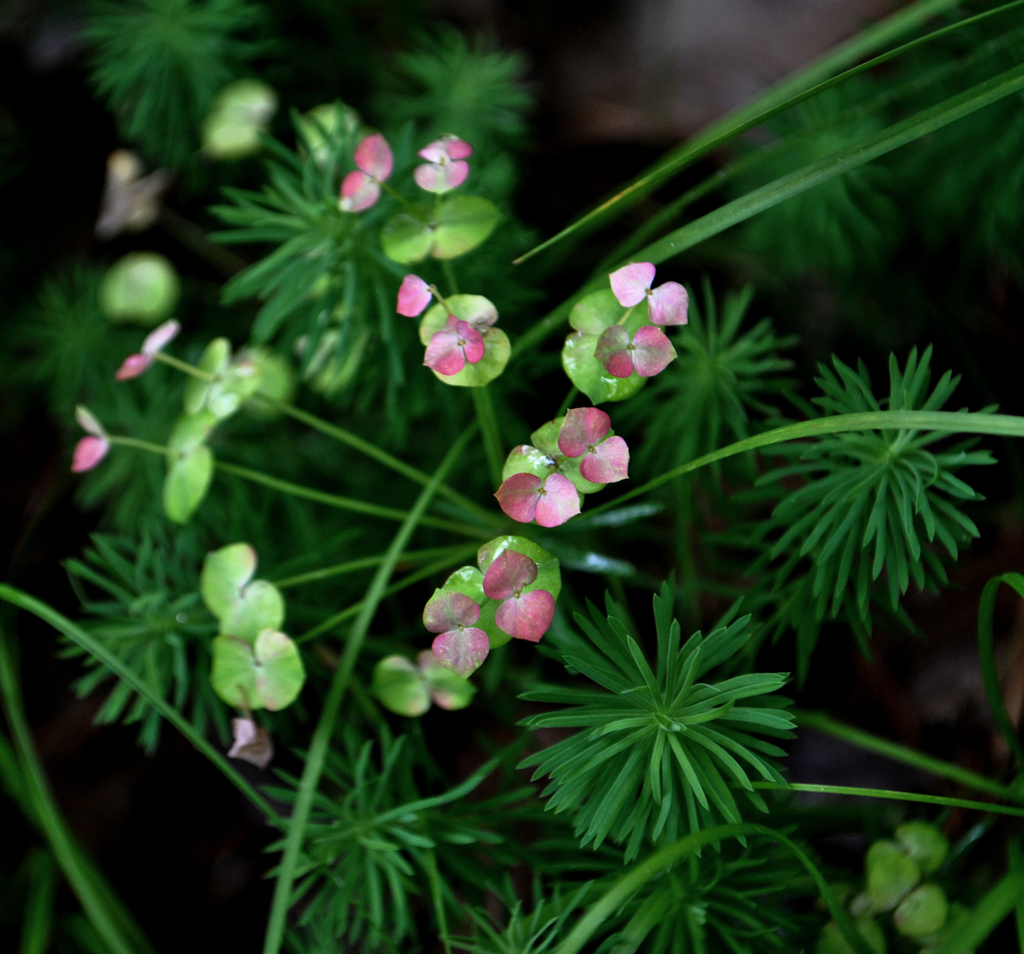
{"left": 201, "top": 543, "right": 305, "bottom": 711}
{"left": 502, "top": 416, "right": 609, "bottom": 498}
{"left": 381, "top": 196, "right": 500, "bottom": 263}
{"left": 562, "top": 289, "right": 652, "bottom": 404}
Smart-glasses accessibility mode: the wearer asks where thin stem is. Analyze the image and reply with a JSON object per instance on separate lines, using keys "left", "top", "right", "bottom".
{"left": 154, "top": 351, "right": 213, "bottom": 380}
{"left": 272, "top": 545, "right": 468, "bottom": 589}
{"left": 556, "top": 386, "right": 579, "bottom": 417}
{"left": 616, "top": 303, "right": 638, "bottom": 326}
{"left": 215, "top": 460, "right": 492, "bottom": 539}
{"left": 380, "top": 181, "right": 430, "bottom": 220}
{"left": 261, "top": 427, "right": 475, "bottom": 954}
{"left": 441, "top": 259, "right": 460, "bottom": 296}
{"left": 794, "top": 709, "right": 1016, "bottom": 801}
{"left": 425, "top": 848, "right": 452, "bottom": 954}
{"left": 107, "top": 435, "right": 168, "bottom": 455}
{"left": 753, "top": 782, "right": 1024, "bottom": 818}
{"left": 297, "top": 544, "right": 480, "bottom": 643}
{"left": 471, "top": 387, "right": 504, "bottom": 488}
{"left": 0, "top": 585, "right": 286, "bottom": 828}
{"left": 428, "top": 284, "right": 456, "bottom": 316}
{"left": 584, "top": 410, "right": 1024, "bottom": 519}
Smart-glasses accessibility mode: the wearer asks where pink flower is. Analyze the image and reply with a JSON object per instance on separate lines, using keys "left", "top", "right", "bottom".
{"left": 482, "top": 550, "right": 555, "bottom": 643}
{"left": 424, "top": 590, "right": 490, "bottom": 677}
{"left": 494, "top": 472, "right": 580, "bottom": 528}
{"left": 594, "top": 324, "right": 675, "bottom": 378}
{"left": 339, "top": 133, "right": 393, "bottom": 212}
{"left": 71, "top": 405, "right": 110, "bottom": 473}
{"left": 397, "top": 274, "right": 432, "bottom": 317}
{"left": 557, "top": 407, "right": 630, "bottom": 484}
{"left": 413, "top": 135, "right": 473, "bottom": 194}
{"left": 115, "top": 319, "right": 181, "bottom": 380}
{"left": 609, "top": 262, "right": 689, "bottom": 326}
{"left": 424, "top": 316, "right": 485, "bottom": 375}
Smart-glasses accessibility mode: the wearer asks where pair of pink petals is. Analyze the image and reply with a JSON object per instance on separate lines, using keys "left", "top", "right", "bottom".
{"left": 557, "top": 407, "right": 629, "bottom": 484}
{"left": 413, "top": 136, "right": 472, "bottom": 194}
{"left": 72, "top": 405, "right": 110, "bottom": 473}
{"left": 595, "top": 324, "right": 675, "bottom": 379}
{"left": 609, "top": 262, "right": 689, "bottom": 326}
{"left": 424, "top": 315, "right": 485, "bottom": 375}
{"left": 339, "top": 133, "right": 393, "bottom": 212}
{"left": 495, "top": 472, "right": 581, "bottom": 527}
{"left": 396, "top": 273, "right": 433, "bottom": 317}
{"left": 425, "top": 551, "right": 555, "bottom": 676}
{"left": 115, "top": 319, "right": 181, "bottom": 381}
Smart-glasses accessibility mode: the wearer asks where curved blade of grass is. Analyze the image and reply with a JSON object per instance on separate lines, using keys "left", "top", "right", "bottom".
{"left": 633, "top": 60, "right": 1024, "bottom": 267}
{"left": 0, "top": 621, "right": 147, "bottom": 954}
{"left": 794, "top": 710, "right": 1016, "bottom": 801}
{"left": 0, "top": 586, "right": 284, "bottom": 830}
{"left": 753, "top": 782, "right": 1024, "bottom": 817}
{"left": 514, "top": 0, "right": 990, "bottom": 264}
{"left": 978, "top": 573, "right": 1024, "bottom": 771}
{"left": 932, "top": 852, "right": 1024, "bottom": 954}
{"left": 261, "top": 425, "right": 475, "bottom": 954}
{"left": 553, "top": 822, "right": 875, "bottom": 954}
{"left": 584, "top": 410, "right": 1024, "bottom": 519}
{"left": 271, "top": 544, "right": 471, "bottom": 589}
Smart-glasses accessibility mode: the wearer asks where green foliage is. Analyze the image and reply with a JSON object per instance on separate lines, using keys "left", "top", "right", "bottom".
{"left": 87, "top": 0, "right": 262, "bottom": 167}
{"left": 62, "top": 530, "right": 225, "bottom": 752}
{"left": 521, "top": 585, "right": 793, "bottom": 860}
{"left": 739, "top": 347, "right": 994, "bottom": 676}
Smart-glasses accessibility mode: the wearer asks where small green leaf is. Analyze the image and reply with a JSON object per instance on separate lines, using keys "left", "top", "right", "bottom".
{"left": 418, "top": 650, "right": 476, "bottom": 711}
{"left": 184, "top": 339, "right": 231, "bottom": 415}
{"left": 371, "top": 656, "right": 431, "bottom": 717}
{"left": 381, "top": 209, "right": 435, "bottom": 263}
{"left": 167, "top": 411, "right": 216, "bottom": 453}
{"left": 201, "top": 543, "right": 257, "bottom": 618}
{"left": 221, "top": 580, "right": 285, "bottom": 643}
{"left": 210, "top": 629, "right": 306, "bottom": 710}
{"left": 561, "top": 290, "right": 648, "bottom": 404}
{"left": 433, "top": 196, "right": 500, "bottom": 259}
{"left": 163, "top": 445, "right": 214, "bottom": 524}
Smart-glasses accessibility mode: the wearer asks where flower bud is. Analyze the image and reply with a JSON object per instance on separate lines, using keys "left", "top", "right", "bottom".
{"left": 893, "top": 883, "right": 948, "bottom": 937}
{"left": 895, "top": 821, "right": 948, "bottom": 874}
{"left": 865, "top": 839, "right": 921, "bottom": 912}
{"left": 100, "top": 252, "right": 180, "bottom": 325}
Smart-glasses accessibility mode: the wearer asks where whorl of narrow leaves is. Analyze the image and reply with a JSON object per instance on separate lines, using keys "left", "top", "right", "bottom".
{"left": 746, "top": 346, "right": 994, "bottom": 675}
{"left": 520, "top": 585, "right": 793, "bottom": 860}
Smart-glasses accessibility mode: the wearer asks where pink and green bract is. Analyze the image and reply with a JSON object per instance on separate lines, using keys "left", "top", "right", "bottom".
{"left": 339, "top": 133, "right": 393, "bottom": 212}
{"left": 423, "top": 590, "right": 490, "bottom": 677}
{"left": 396, "top": 274, "right": 432, "bottom": 317}
{"left": 494, "top": 472, "right": 580, "bottom": 527}
{"left": 482, "top": 550, "right": 555, "bottom": 642}
{"left": 557, "top": 407, "right": 629, "bottom": 484}
{"left": 609, "top": 262, "right": 689, "bottom": 326}
{"left": 114, "top": 319, "right": 180, "bottom": 380}
{"left": 423, "top": 316, "right": 485, "bottom": 375}
{"left": 594, "top": 324, "right": 675, "bottom": 378}
{"left": 414, "top": 135, "right": 473, "bottom": 194}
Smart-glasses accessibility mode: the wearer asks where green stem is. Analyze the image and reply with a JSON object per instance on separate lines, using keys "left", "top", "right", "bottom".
{"left": 553, "top": 822, "right": 874, "bottom": 954}
{"left": 0, "top": 586, "right": 285, "bottom": 829}
{"left": 585, "top": 410, "right": 1024, "bottom": 519}
{"left": 380, "top": 181, "right": 429, "bottom": 220}
{"left": 425, "top": 848, "right": 452, "bottom": 954}
{"left": 933, "top": 853, "right": 1024, "bottom": 954}
{"left": 556, "top": 386, "right": 579, "bottom": 417}
{"left": 153, "top": 351, "right": 213, "bottom": 380}
{"left": 272, "top": 545, "right": 469, "bottom": 589}
{"left": 977, "top": 574, "right": 1024, "bottom": 771}
{"left": 794, "top": 709, "right": 1016, "bottom": 800}
{"left": 471, "top": 387, "right": 504, "bottom": 488}
{"left": 297, "top": 545, "right": 480, "bottom": 643}
{"left": 214, "top": 460, "right": 492, "bottom": 538}
{"left": 753, "top": 782, "right": 1024, "bottom": 817}
{"left": 441, "top": 259, "right": 459, "bottom": 296}
{"left": 261, "top": 427, "right": 475, "bottom": 954}
{"left": 107, "top": 435, "right": 168, "bottom": 455}
{"left": 0, "top": 622, "right": 145, "bottom": 954}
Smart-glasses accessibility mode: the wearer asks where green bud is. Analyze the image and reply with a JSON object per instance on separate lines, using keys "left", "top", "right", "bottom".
{"left": 202, "top": 79, "right": 277, "bottom": 160}
{"left": 243, "top": 347, "right": 296, "bottom": 417}
{"left": 371, "top": 656, "right": 431, "bottom": 717}
{"left": 894, "top": 884, "right": 948, "bottom": 938}
{"left": 895, "top": 821, "right": 948, "bottom": 874}
{"left": 100, "top": 252, "right": 180, "bottom": 325}
{"left": 815, "top": 916, "right": 886, "bottom": 954}
{"left": 865, "top": 839, "right": 921, "bottom": 912}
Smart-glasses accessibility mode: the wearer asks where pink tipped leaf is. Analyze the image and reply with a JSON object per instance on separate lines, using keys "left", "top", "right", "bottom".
{"left": 72, "top": 436, "right": 110, "bottom": 473}
{"left": 396, "top": 274, "right": 432, "bottom": 317}
{"left": 594, "top": 325, "right": 635, "bottom": 378}
{"left": 423, "top": 317, "right": 485, "bottom": 375}
{"left": 557, "top": 407, "right": 611, "bottom": 458}
{"left": 495, "top": 472, "right": 542, "bottom": 523}
{"left": 413, "top": 159, "right": 470, "bottom": 194}
{"left": 115, "top": 353, "right": 153, "bottom": 380}
{"left": 483, "top": 550, "right": 539, "bottom": 601}
{"left": 423, "top": 590, "right": 481, "bottom": 633}
{"left": 141, "top": 319, "right": 181, "bottom": 356}
{"left": 609, "top": 262, "right": 655, "bottom": 307}
{"left": 432, "top": 627, "right": 490, "bottom": 677}
{"left": 648, "top": 281, "right": 689, "bottom": 326}
{"left": 579, "top": 435, "right": 630, "bottom": 483}
{"left": 354, "top": 133, "right": 393, "bottom": 180}
{"left": 535, "top": 473, "right": 581, "bottom": 527}
{"left": 494, "top": 589, "right": 555, "bottom": 643}
{"left": 631, "top": 325, "right": 677, "bottom": 377}
{"left": 340, "top": 170, "right": 381, "bottom": 212}
{"left": 418, "top": 136, "right": 474, "bottom": 162}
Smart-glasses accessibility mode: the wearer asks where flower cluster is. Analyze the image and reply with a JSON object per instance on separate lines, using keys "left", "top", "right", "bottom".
{"left": 115, "top": 318, "right": 180, "bottom": 380}
{"left": 494, "top": 407, "right": 629, "bottom": 527}
{"left": 421, "top": 537, "right": 561, "bottom": 678}
{"left": 339, "top": 133, "right": 474, "bottom": 213}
